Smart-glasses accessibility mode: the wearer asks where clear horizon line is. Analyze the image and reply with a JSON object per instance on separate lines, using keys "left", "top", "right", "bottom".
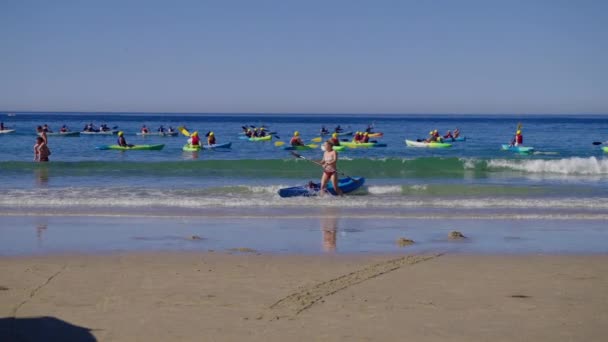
{"left": 3, "top": 110, "right": 608, "bottom": 116}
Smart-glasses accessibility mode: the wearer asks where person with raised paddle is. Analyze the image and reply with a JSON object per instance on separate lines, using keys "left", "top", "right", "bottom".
{"left": 511, "top": 129, "right": 523, "bottom": 147}
{"left": 320, "top": 141, "right": 343, "bottom": 196}
{"left": 290, "top": 131, "right": 304, "bottom": 147}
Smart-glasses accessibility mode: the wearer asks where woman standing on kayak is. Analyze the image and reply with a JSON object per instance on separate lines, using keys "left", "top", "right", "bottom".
{"left": 320, "top": 141, "right": 343, "bottom": 196}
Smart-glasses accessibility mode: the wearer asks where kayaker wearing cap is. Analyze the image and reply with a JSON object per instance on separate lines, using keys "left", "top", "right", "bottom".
{"left": 329, "top": 133, "right": 341, "bottom": 146}
{"left": 320, "top": 141, "right": 343, "bottom": 196}
{"left": 444, "top": 130, "right": 454, "bottom": 139}
{"left": 141, "top": 125, "right": 149, "bottom": 134}
{"left": 117, "top": 131, "right": 129, "bottom": 147}
{"left": 207, "top": 132, "right": 216, "bottom": 145}
{"left": 512, "top": 130, "right": 523, "bottom": 146}
{"left": 188, "top": 131, "right": 201, "bottom": 147}
{"left": 290, "top": 131, "right": 304, "bottom": 146}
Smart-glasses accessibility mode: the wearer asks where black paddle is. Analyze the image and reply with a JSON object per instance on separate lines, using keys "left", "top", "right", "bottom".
{"left": 592, "top": 141, "right": 604, "bottom": 145}
{"left": 290, "top": 152, "right": 360, "bottom": 182}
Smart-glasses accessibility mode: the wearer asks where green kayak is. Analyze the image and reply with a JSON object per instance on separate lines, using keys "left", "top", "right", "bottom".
{"left": 340, "top": 141, "right": 387, "bottom": 148}
{"left": 182, "top": 144, "right": 201, "bottom": 152}
{"left": 97, "top": 144, "right": 165, "bottom": 151}
{"left": 603, "top": 146, "right": 608, "bottom": 153}
{"left": 405, "top": 140, "right": 452, "bottom": 148}
{"left": 249, "top": 135, "right": 272, "bottom": 141}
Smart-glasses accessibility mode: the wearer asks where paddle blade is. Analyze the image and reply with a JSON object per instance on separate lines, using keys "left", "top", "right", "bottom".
{"left": 290, "top": 151, "right": 303, "bottom": 159}
{"left": 311, "top": 137, "right": 322, "bottom": 143}
{"left": 592, "top": 141, "right": 603, "bottom": 145}
{"left": 274, "top": 135, "right": 281, "bottom": 140}
{"left": 274, "top": 141, "right": 285, "bottom": 147}
{"left": 308, "top": 144, "right": 318, "bottom": 148}
{"left": 177, "top": 126, "right": 190, "bottom": 137}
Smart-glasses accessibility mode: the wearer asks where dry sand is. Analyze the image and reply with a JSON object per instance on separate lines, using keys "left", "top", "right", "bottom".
{"left": 1, "top": 252, "right": 608, "bottom": 341}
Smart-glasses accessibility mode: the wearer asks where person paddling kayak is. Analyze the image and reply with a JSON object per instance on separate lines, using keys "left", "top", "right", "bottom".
{"left": 188, "top": 131, "right": 201, "bottom": 147}
{"left": 290, "top": 131, "right": 304, "bottom": 146}
{"left": 117, "top": 131, "right": 132, "bottom": 147}
{"left": 329, "top": 133, "right": 341, "bottom": 146}
{"left": 511, "top": 130, "right": 523, "bottom": 146}
{"left": 320, "top": 141, "right": 343, "bottom": 196}
{"left": 207, "top": 132, "right": 216, "bottom": 145}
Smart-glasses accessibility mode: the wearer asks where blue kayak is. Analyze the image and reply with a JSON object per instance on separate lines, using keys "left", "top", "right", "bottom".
{"left": 442, "top": 137, "right": 466, "bottom": 142}
{"left": 278, "top": 177, "right": 365, "bottom": 198}
{"left": 202, "top": 142, "right": 232, "bottom": 149}
{"left": 501, "top": 144, "right": 534, "bottom": 153}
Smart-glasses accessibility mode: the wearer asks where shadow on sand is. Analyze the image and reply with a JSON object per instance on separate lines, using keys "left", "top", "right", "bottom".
{"left": 0, "top": 316, "right": 96, "bottom": 342}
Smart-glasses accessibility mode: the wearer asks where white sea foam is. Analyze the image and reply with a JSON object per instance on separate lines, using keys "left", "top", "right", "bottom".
{"left": 365, "top": 185, "right": 403, "bottom": 194}
{"left": 487, "top": 157, "right": 608, "bottom": 175}
{"left": 2, "top": 187, "right": 608, "bottom": 211}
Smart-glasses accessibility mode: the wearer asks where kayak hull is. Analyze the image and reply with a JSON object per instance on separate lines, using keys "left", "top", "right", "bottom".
{"left": 98, "top": 144, "right": 165, "bottom": 151}
{"left": 283, "top": 144, "right": 316, "bottom": 151}
{"left": 340, "top": 142, "right": 387, "bottom": 148}
{"left": 81, "top": 130, "right": 118, "bottom": 135}
{"left": 321, "top": 131, "right": 353, "bottom": 136}
{"left": 203, "top": 142, "right": 232, "bottom": 149}
{"left": 501, "top": 145, "right": 534, "bottom": 153}
{"left": 0, "top": 129, "right": 16, "bottom": 134}
{"left": 405, "top": 140, "right": 452, "bottom": 148}
{"left": 137, "top": 132, "right": 179, "bottom": 137}
{"left": 248, "top": 135, "right": 272, "bottom": 141}
{"left": 43, "top": 132, "right": 80, "bottom": 137}
{"left": 183, "top": 144, "right": 201, "bottom": 152}
{"left": 278, "top": 177, "right": 365, "bottom": 197}
{"left": 442, "top": 137, "right": 466, "bottom": 142}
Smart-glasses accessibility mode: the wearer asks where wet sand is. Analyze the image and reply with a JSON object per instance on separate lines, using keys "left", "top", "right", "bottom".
{"left": 1, "top": 252, "right": 608, "bottom": 341}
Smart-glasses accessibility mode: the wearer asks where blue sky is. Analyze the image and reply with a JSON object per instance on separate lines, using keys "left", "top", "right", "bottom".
{"left": 1, "top": 0, "right": 607, "bottom": 114}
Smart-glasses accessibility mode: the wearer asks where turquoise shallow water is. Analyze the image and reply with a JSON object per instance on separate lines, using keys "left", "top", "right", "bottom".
{"left": 1, "top": 112, "right": 608, "bottom": 216}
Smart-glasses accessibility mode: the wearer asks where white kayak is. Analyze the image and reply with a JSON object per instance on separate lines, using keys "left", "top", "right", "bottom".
{"left": 80, "top": 130, "right": 118, "bottom": 135}
{"left": 0, "top": 129, "right": 16, "bottom": 134}
{"left": 136, "top": 131, "right": 179, "bottom": 136}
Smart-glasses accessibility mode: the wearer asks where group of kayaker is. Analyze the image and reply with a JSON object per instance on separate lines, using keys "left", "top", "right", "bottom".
{"left": 320, "top": 125, "right": 345, "bottom": 135}
{"left": 185, "top": 131, "right": 217, "bottom": 148}
{"left": 83, "top": 123, "right": 113, "bottom": 132}
{"left": 140, "top": 125, "right": 176, "bottom": 134}
{"left": 242, "top": 126, "right": 270, "bottom": 138}
{"left": 352, "top": 132, "right": 371, "bottom": 143}
{"left": 424, "top": 129, "right": 461, "bottom": 143}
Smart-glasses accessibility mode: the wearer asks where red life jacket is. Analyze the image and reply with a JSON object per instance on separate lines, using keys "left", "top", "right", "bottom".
{"left": 516, "top": 134, "right": 523, "bottom": 144}
{"left": 191, "top": 136, "right": 200, "bottom": 145}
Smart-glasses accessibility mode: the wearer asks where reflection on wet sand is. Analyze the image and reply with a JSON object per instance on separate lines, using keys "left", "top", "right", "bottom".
{"left": 321, "top": 208, "right": 339, "bottom": 252}
{"left": 36, "top": 223, "right": 48, "bottom": 248}
{"left": 35, "top": 166, "right": 49, "bottom": 187}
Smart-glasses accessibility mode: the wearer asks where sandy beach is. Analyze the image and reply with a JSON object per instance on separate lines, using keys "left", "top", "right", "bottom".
{"left": 1, "top": 252, "right": 607, "bottom": 341}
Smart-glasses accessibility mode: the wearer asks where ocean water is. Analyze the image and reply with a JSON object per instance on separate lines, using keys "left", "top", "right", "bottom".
{"left": 1, "top": 112, "right": 608, "bottom": 218}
